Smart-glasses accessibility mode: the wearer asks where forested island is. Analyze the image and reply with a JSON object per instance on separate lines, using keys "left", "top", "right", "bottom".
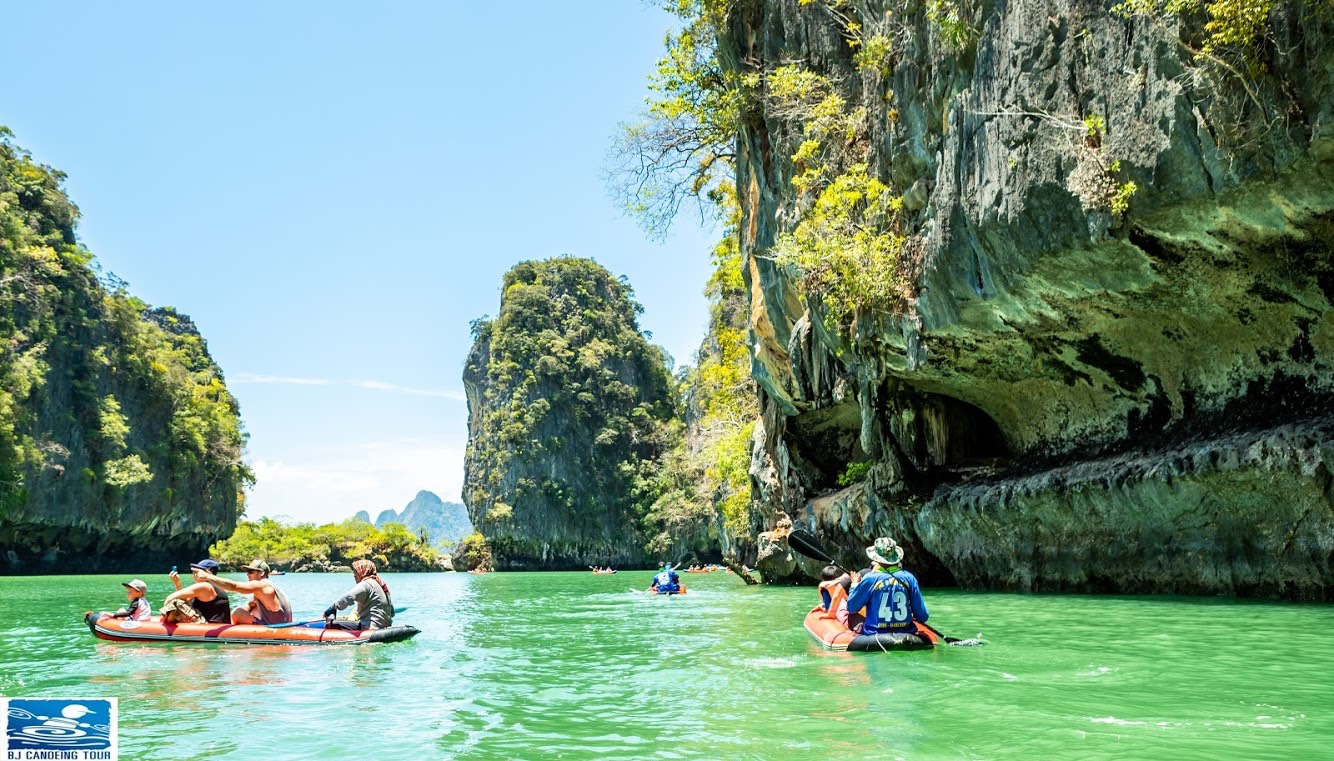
{"left": 210, "top": 517, "right": 444, "bottom": 572}
{"left": 0, "top": 129, "right": 249, "bottom": 574}
{"left": 462, "top": 258, "right": 680, "bottom": 569}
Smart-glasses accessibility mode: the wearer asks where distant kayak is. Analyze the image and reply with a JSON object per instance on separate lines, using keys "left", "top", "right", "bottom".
{"left": 592, "top": 570, "right": 617, "bottom": 575}
{"left": 84, "top": 612, "right": 419, "bottom": 645}
{"left": 802, "top": 607, "right": 936, "bottom": 652}
{"left": 629, "top": 586, "right": 688, "bottom": 595}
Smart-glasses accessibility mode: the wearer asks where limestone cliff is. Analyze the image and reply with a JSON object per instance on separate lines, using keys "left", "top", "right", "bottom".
{"left": 0, "top": 131, "right": 249, "bottom": 573}
{"left": 463, "top": 257, "right": 677, "bottom": 569}
{"left": 721, "top": 0, "right": 1334, "bottom": 597}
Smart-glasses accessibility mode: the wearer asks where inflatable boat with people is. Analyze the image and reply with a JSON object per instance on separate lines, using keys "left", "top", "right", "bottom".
{"left": 84, "top": 612, "right": 420, "bottom": 645}
{"left": 802, "top": 607, "right": 937, "bottom": 652}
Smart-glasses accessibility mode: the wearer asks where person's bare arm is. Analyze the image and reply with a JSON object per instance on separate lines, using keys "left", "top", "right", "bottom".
{"left": 162, "top": 581, "right": 214, "bottom": 606}
{"left": 192, "top": 569, "right": 267, "bottom": 594}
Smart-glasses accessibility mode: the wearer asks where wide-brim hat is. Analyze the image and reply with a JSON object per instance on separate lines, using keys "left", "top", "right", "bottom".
{"left": 241, "top": 559, "right": 270, "bottom": 575}
{"left": 866, "top": 537, "right": 904, "bottom": 567}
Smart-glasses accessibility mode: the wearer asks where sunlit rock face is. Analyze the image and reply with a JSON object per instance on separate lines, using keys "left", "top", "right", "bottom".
{"left": 729, "top": 0, "right": 1334, "bottom": 597}
{"left": 462, "top": 258, "right": 676, "bottom": 570}
{"left": 0, "top": 139, "right": 247, "bottom": 575}
{"left": 0, "top": 302, "right": 245, "bottom": 574}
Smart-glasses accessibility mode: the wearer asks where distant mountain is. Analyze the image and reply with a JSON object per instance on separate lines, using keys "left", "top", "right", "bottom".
{"left": 353, "top": 510, "right": 372, "bottom": 524}
{"left": 372, "top": 491, "right": 472, "bottom": 551}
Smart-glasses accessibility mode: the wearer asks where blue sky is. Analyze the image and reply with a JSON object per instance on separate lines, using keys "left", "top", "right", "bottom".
{"left": 1, "top": 2, "right": 718, "bottom": 522}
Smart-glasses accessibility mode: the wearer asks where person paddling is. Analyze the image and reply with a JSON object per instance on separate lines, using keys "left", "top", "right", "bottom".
{"left": 192, "top": 559, "right": 293, "bottom": 625}
{"left": 844, "top": 537, "right": 929, "bottom": 636}
{"left": 323, "top": 559, "right": 394, "bottom": 630}
{"left": 648, "top": 563, "right": 681, "bottom": 594}
{"left": 160, "top": 560, "right": 232, "bottom": 624}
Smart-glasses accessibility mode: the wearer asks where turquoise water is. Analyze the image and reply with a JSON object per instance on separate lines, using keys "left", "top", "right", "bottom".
{"left": 1, "top": 571, "right": 1331, "bottom": 759}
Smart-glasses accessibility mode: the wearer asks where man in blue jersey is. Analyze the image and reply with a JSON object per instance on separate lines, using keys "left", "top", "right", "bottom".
{"left": 649, "top": 563, "right": 681, "bottom": 594}
{"left": 845, "top": 537, "right": 928, "bottom": 635}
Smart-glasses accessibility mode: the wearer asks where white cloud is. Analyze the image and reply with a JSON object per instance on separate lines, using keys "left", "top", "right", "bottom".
{"left": 232, "top": 373, "right": 465, "bottom": 400}
{"left": 246, "top": 439, "right": 464, "bottom": 524}
{"left": 351, "top": 380, "right": 467, "bottom": 400}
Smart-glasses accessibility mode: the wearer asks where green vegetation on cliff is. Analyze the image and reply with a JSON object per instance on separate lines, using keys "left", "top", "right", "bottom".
{"left": 606, "top": 3, "right": 761, "bottom": 560}
{"left": 463, "top": 257, "right": 678, "bottom": 568}
{"left": 640, "top": 195, "right": 757, "bottom": 557}
{"left": 451, "top": 531, "right": 493, "bottom": 571}
{"left": 211, "top": 517, "right": 440, "bottom": 572}
{"left": 609, "top": 0, "right": 739, "bottom": 240}
{"left": 0, "top": 128, "right": 250, "bottom": 572}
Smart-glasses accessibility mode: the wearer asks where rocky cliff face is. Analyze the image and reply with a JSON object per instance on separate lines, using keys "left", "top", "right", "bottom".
{"left": 724, "top": 0, "right": 1334, "bottom": 597}
{"left": 463, "top": 258, "right": 677, "bottom": 569}
{"left": 0, "top": 133, "right": 249, "bottom": 573}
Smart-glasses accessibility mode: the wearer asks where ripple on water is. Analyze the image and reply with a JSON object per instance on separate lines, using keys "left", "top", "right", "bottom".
{"left": 2, "top": 575, "right": 1332, "bottom": 759}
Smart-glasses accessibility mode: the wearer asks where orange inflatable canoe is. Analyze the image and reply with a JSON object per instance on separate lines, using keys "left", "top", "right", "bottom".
{"left": 84, "top": 612, "right": 419, "bottom": 645}
{"left": 803, "top": 607, "right": 936, "bottom": 652}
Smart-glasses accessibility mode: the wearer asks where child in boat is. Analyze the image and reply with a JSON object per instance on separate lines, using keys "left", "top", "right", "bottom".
{"left": 106, "top": 579, "right": 152, "bottom": 621}
{"left": 817, "top": 566, "right": 856, "bottom": 627}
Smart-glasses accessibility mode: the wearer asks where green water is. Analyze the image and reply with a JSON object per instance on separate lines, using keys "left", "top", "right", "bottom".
{"left": 1, "top": 572, "right": 1331, "bottom": 760}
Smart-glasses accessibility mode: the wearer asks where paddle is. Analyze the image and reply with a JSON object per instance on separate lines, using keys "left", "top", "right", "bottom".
{"left": 786, "top": 528, "right": 982, "bottom": 646}
{"left": 266, "top": 606, "right": 408, "bottom": 629}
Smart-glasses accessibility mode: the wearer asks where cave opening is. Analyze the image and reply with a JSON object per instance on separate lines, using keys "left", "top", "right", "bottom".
{"left": 905, "top": 392, "right": 1011, "bottom": 475}
{"left": 785, "top": 402, "right": 867, "bottom": 492}
{"left": 783, "top": 389, "right": 1012, "bottom": 494}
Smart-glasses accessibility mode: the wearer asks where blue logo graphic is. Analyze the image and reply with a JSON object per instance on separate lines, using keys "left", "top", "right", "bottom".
{"left": 5, "top": 699, "right": 113, "bottom": 751}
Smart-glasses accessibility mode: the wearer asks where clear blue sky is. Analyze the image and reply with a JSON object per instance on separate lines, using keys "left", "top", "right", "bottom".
{"left": 1, "top": 2, "right": 718, "bottom": 523}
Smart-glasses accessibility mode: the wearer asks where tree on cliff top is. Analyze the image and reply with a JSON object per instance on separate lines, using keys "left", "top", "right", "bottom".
{"left": 606, "top": 0, "right": 741, "bottom": 239}
{"left": 463, "top": 257, "right": 678, "bottom": 567}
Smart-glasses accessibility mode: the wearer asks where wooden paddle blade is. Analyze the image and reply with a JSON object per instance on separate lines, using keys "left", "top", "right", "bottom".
{"left": 786, "top": 528, "right": 834, "bottom": 564}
